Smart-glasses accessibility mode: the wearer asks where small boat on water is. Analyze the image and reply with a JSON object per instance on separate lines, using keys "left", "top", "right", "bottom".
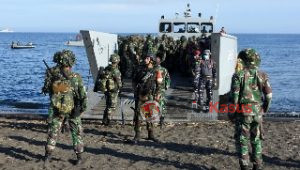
{"left": 64, "top": 34, "right": 84, "bottom": 47}
{"left": 11, "top": 42, "right": 35, "bottom": 49}
{"left": 0, "top": 28, "right": 14, "bottom": 33}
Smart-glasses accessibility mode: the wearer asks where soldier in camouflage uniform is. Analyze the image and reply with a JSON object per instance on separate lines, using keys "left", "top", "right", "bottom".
{"left": 154, "top": 53, "right": 171, "bottom": 127}
{"left": 232, "top": 48, "right": 272, "bottom": 170}
{"left": 42, "top": 49, "right": 87, "bottom": 165}
{"left": 94, "top": 54, "right": 122, "bottom": 126}
{"left": 132, "top": 53, "right": 158, "bottom": 143}
{"left": 42, "top": 52, "right": 70, "bottom": 133}
{"left": 193, "top": 49, "right": 217, "bottom": 111}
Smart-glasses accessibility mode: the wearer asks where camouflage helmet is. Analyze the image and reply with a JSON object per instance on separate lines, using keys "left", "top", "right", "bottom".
{"left": 58, "top": 49, "right": 76, "bottom": 67}
{"left": 180, "top": 36, "right": 187, "bottom": 42}
{"left": 53, "top": 51, "right": 62, "bottom": 63}
{"left": 146, "top": 34, "right": 153, "bottom": 41}
{"left": 109, "top": 53, "right": 120, "bottom": 63}
{"left": 238, "top": 48, "right": 261, "bottom": 69}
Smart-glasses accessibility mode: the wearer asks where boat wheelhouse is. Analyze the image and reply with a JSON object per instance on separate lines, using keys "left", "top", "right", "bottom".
{"left": 158, "top": 3, "right": 214, "bottom": 39}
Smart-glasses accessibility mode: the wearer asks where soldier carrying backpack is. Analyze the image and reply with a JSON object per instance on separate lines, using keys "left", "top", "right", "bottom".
{"left": 94, "top": 54, "right": 122, "bottom": 126}
{"left": 42, "top": 49, "right": 87, "bottom": 165}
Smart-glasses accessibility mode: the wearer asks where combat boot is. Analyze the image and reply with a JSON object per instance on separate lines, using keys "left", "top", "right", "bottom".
{"left": 133, "top": 131, "right": 141, "bottom": 144}
{"left": 252, "top": 161, "right": 263, "bottom": 170}
{"left": 75, "top": 153, "right": 82, "bottom": 165}
{"left": 102, "top": 118, "right": 110, "bottom": 126}
{"left": 43, "top": 150, "right": 52, "bottom": 165}
{"left": 252, "top": 164, "right": 263, "bottom": 170}
{"left": 240, "top": 165, "right": 251, "bottom": 170}
{"left": 147, "top": 130, "right": 159, "bottom": 142}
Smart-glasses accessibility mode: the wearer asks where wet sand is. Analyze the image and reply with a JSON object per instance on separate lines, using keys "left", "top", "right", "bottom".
{"left": 0, "top": 117, "right": 299, "bottom": 170}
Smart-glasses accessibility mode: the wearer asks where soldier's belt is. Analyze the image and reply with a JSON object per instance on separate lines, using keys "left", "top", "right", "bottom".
{"left": 201, "top": 75, "right": 213, "bottom": 78}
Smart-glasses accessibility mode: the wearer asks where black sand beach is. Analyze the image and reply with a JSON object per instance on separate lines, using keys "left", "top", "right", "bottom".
{"left": 0, "top": 117, "right": 299, "bottom": 170}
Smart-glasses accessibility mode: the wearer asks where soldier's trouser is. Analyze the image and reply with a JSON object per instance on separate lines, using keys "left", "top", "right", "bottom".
{"left": 103, "top": 91, "right": 118, "bottom": 122}
{"left": 46, "top": 113, "right": 84, "bottom": 154}
{"left": 198, "top": 77, "right": 213, "bottom": 106}
{"left": 193, "top": 74, "right": 200, "bottom": 101}
{"left": 134, "top": 111, "right": 153, "bottom": 136}
{"left": 47, "top": 105, "right": 54, "bottom": 124}
{"left": 134, "top": 96, "right": 153, "bottom": 136}
{"left": 157, "top": 91, "right": 167, "bottom": 117}
{"left": 238, "top": 114, "right": 263, "bottom": 167}
{"left": 125, "top": 57, "right": 133, "bottom": 78}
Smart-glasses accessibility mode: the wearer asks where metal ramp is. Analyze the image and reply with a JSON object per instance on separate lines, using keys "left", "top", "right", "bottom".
{"left": 82, "top": 76, "right": 218, "bottom": 122}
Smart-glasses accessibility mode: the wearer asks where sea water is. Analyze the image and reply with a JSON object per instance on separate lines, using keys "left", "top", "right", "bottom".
{"left": 0, "top": 33, "right": 299, "bottom": 113}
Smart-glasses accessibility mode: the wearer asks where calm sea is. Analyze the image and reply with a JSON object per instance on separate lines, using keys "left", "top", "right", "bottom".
{"left": 0, "top": 33, "right": 299, "bottom": 113}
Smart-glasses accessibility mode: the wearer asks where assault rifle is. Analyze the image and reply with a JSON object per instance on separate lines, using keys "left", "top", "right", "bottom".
{"left": 43, "top": 59, "right": 82, "bottom": 117}
{"left": 42, "top": 60, "right": 52, "bottom": 95}
{"left": 43, "top": 60, "right": 51, "bottom": 71}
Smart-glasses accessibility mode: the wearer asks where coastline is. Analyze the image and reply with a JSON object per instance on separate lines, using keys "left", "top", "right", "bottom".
{"left": 0, "top": 117, "right": 298, "bottom": 169}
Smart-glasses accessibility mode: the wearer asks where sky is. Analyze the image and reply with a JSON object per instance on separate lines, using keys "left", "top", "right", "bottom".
{"left": 0, "top": 0, "right": 299, "bottom": 33}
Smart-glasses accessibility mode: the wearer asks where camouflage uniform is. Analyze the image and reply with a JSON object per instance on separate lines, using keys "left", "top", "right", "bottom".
{"left": 132, "top": 53, "right": 158, "bottom": 142}
{"left": 42, "top": 50, "right": 87, "bottom": 164}
{"left": 193, "top": 50, "right": 217, "bottom": 111}
{"left": 94, "top": 54, "right": 122, "bottom": 125}
{"left": 232, "top": 49, "right": 272, "bottom": 170}
{"left": 154, "top": 56, "right": 171, "bottom": 121}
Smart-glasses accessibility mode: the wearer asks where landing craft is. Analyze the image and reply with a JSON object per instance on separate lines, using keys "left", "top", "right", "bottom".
{"left": 80, "top": 4, "right": 238, "bottom": 120}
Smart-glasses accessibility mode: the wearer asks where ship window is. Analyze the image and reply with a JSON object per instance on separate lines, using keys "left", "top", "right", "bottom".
{"left": 201, "top": 23, "right": 213, "bottom": 33}
{"left": 159, "top": 23, "right": 172, "bottom": 33}
{"left": 173, "top": 23, "right": 186, "bottom": 33}
{"left": 187, "top": 23, "right": 200, "bottom": 33}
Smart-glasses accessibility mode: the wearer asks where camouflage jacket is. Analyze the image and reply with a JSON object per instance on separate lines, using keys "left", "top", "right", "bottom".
{"left": 42, "top": 66, "right": 87, "bottom": 113}
{"left": 232, "top": 68, "right": 272, "bottom": 113}
{"left": 194, "top": 59, "right": 217, "bottom": 78}
{"left": 154, "top": 65, "right": 170, "bottom": 96}
{"left": 132, "top": 64, "right": 156, "bottom": 98}
{"left": 70, "top": 72, "right": 88, "bottom": 112}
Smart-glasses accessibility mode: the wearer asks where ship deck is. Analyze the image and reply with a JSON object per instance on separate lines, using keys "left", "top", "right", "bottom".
{"left": 82, "top": 73, "right": 219, "bottom": 122}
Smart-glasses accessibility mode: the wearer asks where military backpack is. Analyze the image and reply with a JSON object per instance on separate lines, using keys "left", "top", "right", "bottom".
{"left": 51, "top": 70, "right": 75, "bottom": 114}
{"left": 96, "top": 66, "right": 118, "bottom": 92}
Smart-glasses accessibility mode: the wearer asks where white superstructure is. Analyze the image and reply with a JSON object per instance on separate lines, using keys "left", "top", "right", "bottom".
{"left": 158, "top": 3, "right": 214, "bottom": 39}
